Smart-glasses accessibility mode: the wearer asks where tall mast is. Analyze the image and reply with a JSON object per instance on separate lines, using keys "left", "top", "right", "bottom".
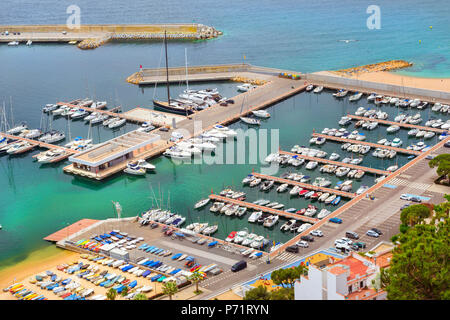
{"left": 185, "top": 48, "right": 189, "bottom": 91}
{"left": 164, "top": 31, "right": 170, "bottom": 105}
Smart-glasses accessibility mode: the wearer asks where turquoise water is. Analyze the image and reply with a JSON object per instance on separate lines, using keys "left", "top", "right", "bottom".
{"left": 1, "top": 0, "right": 450, "bottom": 267}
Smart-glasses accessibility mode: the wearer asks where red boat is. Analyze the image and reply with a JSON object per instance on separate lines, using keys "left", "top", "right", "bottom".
{"left": 225, "top": 231, "right": 237, "bottom": 242}
{"left": 299, "top": 190, "right": 309, "bottom": 196}
{"left": 296, "top": 208, "right": 306, "bottom": 215}
{"left": 310, "top": 192, "right": 319, "bottom": 200}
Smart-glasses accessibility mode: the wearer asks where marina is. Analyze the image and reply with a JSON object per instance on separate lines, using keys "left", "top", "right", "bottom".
{"left": 1, "top": 0, "right": 450, "bottom": 301}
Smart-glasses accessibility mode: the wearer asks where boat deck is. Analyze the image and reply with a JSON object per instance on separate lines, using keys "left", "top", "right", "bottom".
{"left": 209, "top": 194, "right": 319, "bottom": 224}
{"left": 251, "top": 172, "right": 356, "bottom": 199}
{"left": 278, "top": 150, "right": 390, "bottom": 176}
{"left": 311, "top": 133, "right": 421, "bottom": 155}
{"left": 347, "top": 114, "right": 447, "bottom": 133}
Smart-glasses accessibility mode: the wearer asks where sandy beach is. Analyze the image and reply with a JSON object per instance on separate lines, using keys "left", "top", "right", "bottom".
{"left": 0, "top": 247, "right": 77, "bottom": 289}
{"left": 346, "top": 71, "right": 450, "bottom": 93}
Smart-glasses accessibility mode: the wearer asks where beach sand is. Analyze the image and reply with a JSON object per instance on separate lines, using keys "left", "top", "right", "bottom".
{"left": 0, "top": 246, "right": 77, "bottom": 289}
{"left": 347, "top": 71, "right": 450, "bottom": 93}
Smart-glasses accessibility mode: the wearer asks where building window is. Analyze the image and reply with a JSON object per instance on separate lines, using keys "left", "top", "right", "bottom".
{"left": 348, "top": 285, "right": 352, "bottom": 293}
{"left": 360, "top": 281, "right": 364, "bottom": 288}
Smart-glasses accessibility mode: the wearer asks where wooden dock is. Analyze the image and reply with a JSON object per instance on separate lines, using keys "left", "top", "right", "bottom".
{"left": 251, "top": 172, "right": 356, "bottom": 199}
{"left": 1, "top": 132, "right": 78, "bottom": 162}
{"left": 347, "top": 114, "right": 447, "bottom": 133}
{"left": 208, "top": 194, "right": 319, "bottom": 224}
{"left": 311, "top": 133, "right": 421, "bottom": 155}
{"left": 278, "top": 150, "right": 390, "bottom": 176}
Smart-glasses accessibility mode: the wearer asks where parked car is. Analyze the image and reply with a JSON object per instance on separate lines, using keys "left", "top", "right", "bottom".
{"left": 329, "top": 217, "right": 342, "bottom": 224}
{"left": 350, "top": 244, "right": 360, "bottom": 251}
{"left": 354, "top": 242, "right": 366, "bottom": 249}
{"left": 370, "top": 228, "right": 383, "bottom": 235}
{"left": 444, "top": 141, "right": 450, "bottom": 148}
{"left": 159, "top": 127, "right": 169, "bottom": 132}
{"left": 285, "top": 245, "right": 299, "bottom": 253}
{"left": 301, "top": 235, "right": 314, "bottom": 242}
{"left": 366, "top": 230, "right": 380, "bottom": 238}
{"left": 226, "top": 99, "right": 235, "bottom": 104}
{"left": 400, "top": 194, "right": 412, "bottom": 201}
{"left": 231, "top": 260, "right": 247, "bottom": 272}
{"left": 220, "top": 102, "right": 228, "bottom": 106}
{"left": 296, "top": 240, "right": 309, "bottom": 248}
{"left": 410, "top": 196, "right": 422, "bottom": 203}
{"left": 400, "top": 203, "right": 411, "bottom": 210}
{"left": 310, "top": 229, "right": 323, "bottom": 237}
{"left": 334, "top": 239, "right": 347, "bottom": 247}
{"left": 345, "top": 231, "right": 359, "bottom": 240}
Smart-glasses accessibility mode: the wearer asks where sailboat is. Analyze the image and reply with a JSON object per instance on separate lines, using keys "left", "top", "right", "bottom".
{"left": 153, "top": 32, "right": 195, "bottom": 115}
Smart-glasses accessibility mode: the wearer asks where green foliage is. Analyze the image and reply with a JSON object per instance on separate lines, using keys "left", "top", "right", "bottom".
{"left": 162, "top": 281, "right": 178, "bottom": 300}
{"left": 121, "top": 286, "right": 129, "bottom": 297}
{"left": 400, "top": 204, "right": 431, "bottom": 226}
{"left": 188, "top": 271, "right": 204, "bottom": 293}
{"left": 271, "top": 265, "right": 308, "bottom": 288}
{"left": 390, "top": 234, "right": 399, "bottom": 243}
{"left": 429, "top": 154, "right": 450, "bottom": 182}
{"left": 243, "top": 285, "right": 271, "bottom": 300}
{"left": 385, "top": 218, "right": 449, "bottom": 300}
{"left": 399, "top": 224, "right": 409, "bottom": 233}
{"left": 270, "top": 287, "right": 294, "bottom": 300}
{"left": 133, "top": 293, "right": 148, "bottom": 300}
{"left": 106, "top": 288, "right": 117, "bottom": 300}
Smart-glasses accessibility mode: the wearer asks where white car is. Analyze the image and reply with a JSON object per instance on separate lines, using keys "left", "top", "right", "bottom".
{"left": 340, "top": 237, "right": 353, "bottom": 245}
{"left": 334, "top": 239, "right": 347, "bottom": 247}
{"left": 310, "top": 230, "right": 323, "bottom": 237}
{"left": 296, "top": 240, "right": 309, "bottom": 248}
{"left": 400, "top": 194, "right": 412, "bottom": 201}
{"left": 366, "top": 230, "right": 380, "bottom": 238}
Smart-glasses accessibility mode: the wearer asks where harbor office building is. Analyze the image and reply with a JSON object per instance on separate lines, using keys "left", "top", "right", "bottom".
{"left": 66, "top": 131, "right": 160, "bottom": 178}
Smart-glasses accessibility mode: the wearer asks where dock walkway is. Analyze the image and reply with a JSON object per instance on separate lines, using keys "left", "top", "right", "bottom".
{"left": 311, "top": 133, "right": 421, "bottom": 155}
{"left": 348, "top": 114, "right": 447, "bottom": 133}
{"left": 208, "top": 194, "right": 319, "bottom": 224}
{"left": 278, "top": 150, "right": 390, "bottom": 176}
{"left": 1, "top": 132, "right": 78, "bottom": 163}
{"left": 251, "top": 172, "right": 356, "bottom": 199}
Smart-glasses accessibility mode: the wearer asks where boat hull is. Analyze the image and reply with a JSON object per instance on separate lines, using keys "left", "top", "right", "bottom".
{"left": 153, "top": 100, "right": 195, "bottom": 115}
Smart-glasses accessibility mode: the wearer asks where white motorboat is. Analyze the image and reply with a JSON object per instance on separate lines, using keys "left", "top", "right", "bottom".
{"left": 263, "top": 215, "right": 279, "bottom": 228}
{"left": 19, "top": 129, "right": 42, "bottom": 139}
{"left": 348, "top": 92, "right": 363, "bottom": 101}
{"left": 329, "top": 152, "right": 340, "bottom": 161}
{"left": 248, "top": 211, "right": 262, "bottom": 223}
{"left": 391, "top": 138, "right": 403, "bottom": 147}
{"left": 108, "top": 118, "right": 126, "bottom": 129}
{"left": 317, "top": 209, "right": 331, "bottom": 219}
{"left": 313, "top": 86, "right": 323, "bottom": 93}
{"left": 124, "top": 163, "right": 146, "bottom": 175}
{"left": 424, "top": 131, "right": 435, "bottom": 139}
{"left": 305, "top": 84, "right": 314, "bottom": 91}
{"left": 276, "top": 183, "right": 289, "bottom": 193}
{"left": 39, "top": 130, "right": 65, "bottom": 144}
{"left": 251, "top": 110, "right": 270, "bottom": 118}
{"left": 333, "top": 89, "right": 348, "bottom": 98}
{"left": 42, "top": 104, "right": 58, "bottom": 112}
{"left": 240, "top": 117, "right": 260, "bottom": 125}
{"left": 210, "top": 202, "right": 225, "bottom": 213}
{"left": 91, "top": 114, "right": 109, "bottom": 124}
{"left": 237, "top": 83, "right": 257, "bottom": 92}
{"left": 7, "top": 41, "right": 19, "bottom": 46}
{"left": 305, "top": 161, "right": 318, "bottom": 170}
{"left": 386, "top": 165, "right": 398, "bottom": 172}
{"left": 289, "top": 185, "right": 302, "bottom": 196}
{"left": 202, "top": 225, "right": 218, "bottom": 235}
{"left": 71, "top": 109, "right": 89, "bottom": 119}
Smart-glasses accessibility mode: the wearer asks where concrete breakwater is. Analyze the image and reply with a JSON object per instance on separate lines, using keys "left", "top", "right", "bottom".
{"left": 0, "top": 24, "right": 222, "bottom": 49}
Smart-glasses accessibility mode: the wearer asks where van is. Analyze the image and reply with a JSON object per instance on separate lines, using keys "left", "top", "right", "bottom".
{"left": 231, "top": 260, "right": 247, "bottom": 272}
{"left": 345, "top": 231, "right": 359, "bottom": 240}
